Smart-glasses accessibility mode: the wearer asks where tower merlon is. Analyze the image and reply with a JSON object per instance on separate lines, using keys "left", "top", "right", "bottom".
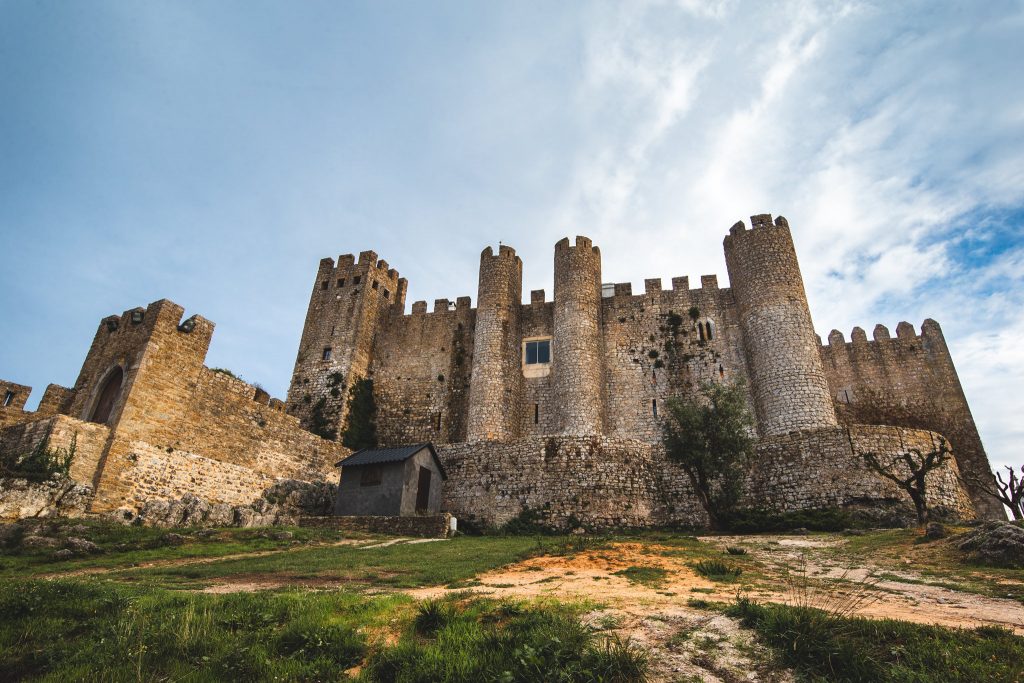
{"left": 851, "top": 326, "right": 867, "bottom": 344}
{"left": 530, "top": 289, "right": 545, "bottom": 305}
{"left": 555, "top": 235, "right": 600, "bottom": 255}
{"left": 896, "top": 321, "right": 916, "bottom": 339}
{"left": 412, "top": 300, "right": 428, "bottom": 314}
{"left": 671, "top": 276, "right": 690, "bottom": 291}
{"left": 700, "top": 275, "right": 719, "bottom": 290}
{"left": 337, "top": 254, "right": 355, "bottom": 269}
{"left": 644, "top": 278, "right": 662, "bottom": 294}
{"left": 873, "top": 324, "right": 891, "bottom": 341}
{"left": 828, "top": 329, "right": 846, "bottom": 346}
{"left": 357, "top": 250, "right": 378, "bottom": 266}
{"left": 614, "top": 283, "right": 633, "bottom": 297}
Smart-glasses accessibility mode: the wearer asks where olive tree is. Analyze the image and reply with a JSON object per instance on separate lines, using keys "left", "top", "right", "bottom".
{"left": 661, "top": 381, "right": 755, "bottom": 530}
{"left": 861, "top": 438, "right": 952, "bottom": 526}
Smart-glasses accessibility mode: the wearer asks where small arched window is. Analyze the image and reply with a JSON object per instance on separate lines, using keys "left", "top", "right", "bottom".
{"left": 705, "top": 321, "right": 714, "bottom": 341}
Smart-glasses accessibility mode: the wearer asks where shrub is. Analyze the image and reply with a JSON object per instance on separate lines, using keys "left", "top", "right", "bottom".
{"left": 725, "top": 546, "right": 747, "bottom": 556}
{"left": 1, "top": 429, "right": 76, "bottom": 482}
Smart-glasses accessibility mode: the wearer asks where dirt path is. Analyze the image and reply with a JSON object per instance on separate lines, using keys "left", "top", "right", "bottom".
{"left": 406, "top": 537, "right": 1024, "bottom": 634}
{"left": 40, "top": 537, "right": 383, "bottom": 579}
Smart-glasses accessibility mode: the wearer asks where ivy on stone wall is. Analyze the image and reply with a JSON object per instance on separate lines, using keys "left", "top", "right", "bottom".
{"left": 308, "top": 398, "right": 337, "bottom": 441}
{"left": 341, "top": 378, "right": 378, "bottom": 451}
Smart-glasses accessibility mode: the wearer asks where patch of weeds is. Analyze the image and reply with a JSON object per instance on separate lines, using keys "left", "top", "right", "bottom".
{"left": 692, "top": 560, "right": 742, "bottom": 581}
{"left": 613, "top": 566, "right": 669, "bottom": 588}
{"left": 725, "top": 546, "right": 747, "bottom": 556}
{"left": 413, "top": 599, "right": 455, "bottom": 636}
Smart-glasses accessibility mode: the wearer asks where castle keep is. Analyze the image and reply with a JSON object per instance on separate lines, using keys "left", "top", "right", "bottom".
{"left": 0, "top": 214, "right": 1003, "bottom": 524}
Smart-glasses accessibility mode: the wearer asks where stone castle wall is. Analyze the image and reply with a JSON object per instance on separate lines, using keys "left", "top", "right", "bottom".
{"left": 553, "top": 237, "right": 606, "bottom": 436}
{"left": 373, "top": 297, "right": 476, "bottom": 445}
{"left": 724, "top": 214, "right": 838, "bottom": 436}
{"left": 820, "top": 320, "right": 1003, "bottom": 519}
{"left": 467, "top": 245, "right": 523, "bottom": 441}
{"left": 437, "top": 425, "right": 973, "bottom": 529}
{"left": 1, "top": 299, "right": 345, "bottom": 515}
{"left": 286, "top": 251, "right": 406, "bottom": 437}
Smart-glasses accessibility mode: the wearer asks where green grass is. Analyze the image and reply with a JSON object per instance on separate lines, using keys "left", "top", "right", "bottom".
{"left": 362, "top": 597, "right": 648, "bottom": 682}
{"left": 0, "top": 580, "right": 647, "bottom": 682}
{"left": 0, "top": 578, "right": 407, "bottom": 681}
{"left": 0, "top": 518, "right": 365, "bottom": 578}
{"left": 127, "top": 535, "right": 544, "bottom": 589}
{"left": 613, "top": 566, "right": 669, "bottom": 588}
{"left": 728, "top": 598, "right": 1024, "bottom": 682}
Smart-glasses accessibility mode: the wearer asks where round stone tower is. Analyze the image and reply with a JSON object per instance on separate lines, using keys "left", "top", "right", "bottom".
{"left": 724, "top": 214, "right": 837, "bottom": 436}
{"left": 553, "top": 236, "right": 605, "bottom": 435}
{"left": 467, "top": 245, "right": 523, "bottom": 442}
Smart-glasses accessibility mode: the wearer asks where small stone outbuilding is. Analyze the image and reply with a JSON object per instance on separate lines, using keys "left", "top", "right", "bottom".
{"left": 334, "top": 443, "right": 446, "bottom": 516}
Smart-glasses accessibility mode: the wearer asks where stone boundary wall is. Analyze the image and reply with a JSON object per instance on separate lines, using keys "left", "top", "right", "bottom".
{"left": 300, "top": 513, "right": 454, "bottom": 538}
{"left": 437, "top": 428, "right": 975, "bottom": 530}
{"left": 748, "top": 425, "right": 974, "bottom": 519}
{"left": 437, "top": 437, "right": 706, "bottom": 529}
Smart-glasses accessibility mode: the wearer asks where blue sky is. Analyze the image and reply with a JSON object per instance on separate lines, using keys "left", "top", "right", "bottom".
{"left": 2, "top": 1, "right": 1022, "bottom": 471}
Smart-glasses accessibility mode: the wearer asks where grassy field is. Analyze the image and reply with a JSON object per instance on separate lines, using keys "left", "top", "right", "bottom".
{"left": 2, "top": 520, "right": 1022, "bottom": 681}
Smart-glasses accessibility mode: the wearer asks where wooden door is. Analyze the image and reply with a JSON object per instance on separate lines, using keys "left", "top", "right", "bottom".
{"left": 415, "top": 466, "right": 432, "bottom": 512}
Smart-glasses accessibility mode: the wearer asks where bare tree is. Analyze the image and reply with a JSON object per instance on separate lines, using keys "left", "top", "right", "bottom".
{"left": 861, "top": 438, "right": 952, "bottom": 526}
{"left": 966, "top": 466, "right": 1023, "bottom": 521}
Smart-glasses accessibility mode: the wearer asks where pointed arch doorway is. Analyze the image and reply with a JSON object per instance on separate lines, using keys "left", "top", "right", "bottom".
{"left": 89, "top": 366, "right": 123, "bottom": 425}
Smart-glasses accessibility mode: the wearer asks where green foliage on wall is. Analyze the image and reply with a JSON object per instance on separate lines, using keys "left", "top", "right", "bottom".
{"left": 341, "top": 378, "right": 378, "bottom": 451}
{"left": 1, "top": 428, "right": 77, "bottom": 482}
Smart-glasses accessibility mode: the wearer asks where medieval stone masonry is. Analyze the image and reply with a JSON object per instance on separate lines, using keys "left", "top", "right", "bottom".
{"left": 0, "top": 213, "right": 1001, "bottom": 525}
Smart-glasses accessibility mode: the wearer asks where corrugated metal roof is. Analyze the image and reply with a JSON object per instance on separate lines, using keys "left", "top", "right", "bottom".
{"left": 335, "top": 443, "right": 446, "bottom": 478}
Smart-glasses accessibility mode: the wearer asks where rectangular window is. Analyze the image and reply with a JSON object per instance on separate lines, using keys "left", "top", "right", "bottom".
{"left": 322, "top": 347, "right": 332, "bottom": 361}
{"left": 321, "top": 281, "right": 329, "bottom": 290}
{"left": 534, "top": 403, "right": 539, "bottom": 424}
{"left": 337, "top": 278, "right": 345, "bottom": 287}
{"left": 372, "top": 280, "right": 379, "bottom": 290}
{"left": 2, "top": 391, "right": 14, "bottom": 407}
{"left": 360, "top": 466, "right": 382, "bottom": 486}
{"left": 354, "top": 276, "right": 361, "bottom": 285}
{"left": 383, "top": 289, "right": 390, "bottom": 299}
{"left": 652, "top": 399, "right": 658, "bottom": 418}
{"left": 435, "top": 412, "right": 442, "bottom": 431}
{"left": 524, "top": 339, "right": 551, "bottom": 365}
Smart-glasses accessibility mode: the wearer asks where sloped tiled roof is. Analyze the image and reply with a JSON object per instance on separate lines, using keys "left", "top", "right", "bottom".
{"left": 335, "top": 443, "right": 446, "bottom": 478}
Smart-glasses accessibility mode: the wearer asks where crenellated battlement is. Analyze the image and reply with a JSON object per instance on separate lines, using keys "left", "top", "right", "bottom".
{"left": 724, "top": 214, "right": 791, "bottom": 246}
{"left": 821, "top": 319, "right": 945, "bottom": 350}
{"left": 554, "top": 235, "right": 600, "bottom": 256}
{"left": 480, "top": 244, "right": 522, "bottom": 265}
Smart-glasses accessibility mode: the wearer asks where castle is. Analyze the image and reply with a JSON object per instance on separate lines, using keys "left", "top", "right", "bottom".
{"left": 0, "top": 214, "right": 1004, "bottom": 525}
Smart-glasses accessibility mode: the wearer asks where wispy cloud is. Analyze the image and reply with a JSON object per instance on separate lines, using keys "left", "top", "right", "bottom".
{"left": 1, "top": 1, "right": 1021, "bottom": 471}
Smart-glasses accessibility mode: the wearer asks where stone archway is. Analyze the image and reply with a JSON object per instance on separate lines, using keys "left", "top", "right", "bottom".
{"left": 89, "top": 366, "right": 124, "bottom": 425}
